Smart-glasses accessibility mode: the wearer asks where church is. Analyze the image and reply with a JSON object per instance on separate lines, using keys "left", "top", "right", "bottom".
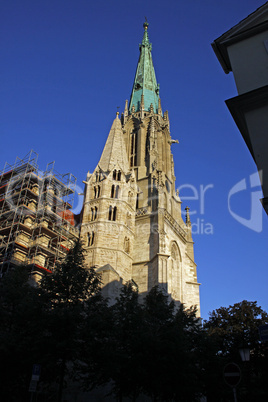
{"left": 80, "top": 21, "right": 200, "bottom": 314}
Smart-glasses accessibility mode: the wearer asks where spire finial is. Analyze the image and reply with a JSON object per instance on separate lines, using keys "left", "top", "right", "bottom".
{"left": 124, "top": 100, "right": 128, "bottom": 116}
{"left": 144, "top": 17, "right": 149, "bottom": 30}
{"left": 142, "top": 19, "right": 150, "bottom": 48}
{"left": 185, "top": 206, "right": 191, "bottom": 225}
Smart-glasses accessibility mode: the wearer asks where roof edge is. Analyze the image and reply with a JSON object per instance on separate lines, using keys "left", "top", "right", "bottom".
{"left": 212, "top": 2, "right": 268, "bottom": 73}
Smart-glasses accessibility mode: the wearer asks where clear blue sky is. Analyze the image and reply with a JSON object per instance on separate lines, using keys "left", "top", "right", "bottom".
{"left": 1, "top": 0, "right": 267, "bottom": 320}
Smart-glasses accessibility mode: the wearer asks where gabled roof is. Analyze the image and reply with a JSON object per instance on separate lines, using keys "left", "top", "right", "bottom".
{"left": 98, "top": 112, "right": 130, "bottom": 173}
{"left": 129, "top": 21, "right": 160, "bottom": 113}
{"left": 212, "top": 2, "right": 268, "bottom": 73}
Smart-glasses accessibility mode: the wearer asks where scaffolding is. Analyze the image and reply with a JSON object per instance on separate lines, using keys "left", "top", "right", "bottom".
{"left": 0, "top": 151, "right": 79, "bottom": 279}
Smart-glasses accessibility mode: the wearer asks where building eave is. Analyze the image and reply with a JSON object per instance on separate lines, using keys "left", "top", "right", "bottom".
{"left": 225, "top": 85, "right": 268, "bottom": 162}
{"left": 211, "top": 2, "right": 268, "bottom": 74}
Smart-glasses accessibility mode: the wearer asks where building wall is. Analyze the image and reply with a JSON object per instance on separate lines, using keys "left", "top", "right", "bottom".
{"left": 81, "top": 163, "right": 138, "bottom": 288}
{"left": 244, "top": 105, "right": 268, "bottom": 197}
{"left": 227, "top": 31, "right": 268, "bottom": 94}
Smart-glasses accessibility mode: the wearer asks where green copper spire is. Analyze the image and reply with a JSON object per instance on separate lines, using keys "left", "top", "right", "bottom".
{"left": 129, "top": 21, "right": 160, "bottom": 114}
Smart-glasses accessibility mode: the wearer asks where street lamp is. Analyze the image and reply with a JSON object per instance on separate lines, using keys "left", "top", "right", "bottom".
{"left": 239, "top": 346, "right": 250, "bottom": 362}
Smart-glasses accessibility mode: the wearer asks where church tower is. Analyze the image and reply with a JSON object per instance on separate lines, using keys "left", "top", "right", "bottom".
{"left": 81, "top": 22, "right": 200, "bottom": 313}
{"left": 80, "top": 113, "right": 138, "bottom": 301}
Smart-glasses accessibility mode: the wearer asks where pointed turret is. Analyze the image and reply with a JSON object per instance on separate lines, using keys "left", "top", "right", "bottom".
{"left": 98, "top": 112, "right": 129, "bottom": 173}
{"left": 185, "top": 206, "right": 191, "bottom": 226}
{"left": 129, "top": 21, "right": 160, "bottom": 114}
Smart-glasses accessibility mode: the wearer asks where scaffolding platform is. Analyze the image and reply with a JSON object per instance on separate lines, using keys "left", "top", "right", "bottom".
{"left": 0, "top": 150, "right": 79, "bottom": 279}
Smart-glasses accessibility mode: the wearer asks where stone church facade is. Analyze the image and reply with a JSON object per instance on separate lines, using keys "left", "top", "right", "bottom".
{"left": 80, "top": 21, "right": 200, "bottom": 314}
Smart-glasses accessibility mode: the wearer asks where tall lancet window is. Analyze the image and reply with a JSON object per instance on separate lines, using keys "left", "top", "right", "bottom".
{"left": 108, "top": 206, "right": 117, "bottom": 221}
{"left": 111, "top": 185, "right": 119, "bottom": 198}
{"left": 130, "top": 131, "right": 137, "bottom": 167}
{"left": 90, "top": 206, "right": 98, "bottom": 221}
{"left": 94, "top": 185, "right": 101, "bottom": 199}
{"left": 96, "top": 171, "right": 101, "bottom": 182}
{"left": 111, "top": 185, "right": 115, "bottom": 198}
{"left": 170, "top": 242, "right": 180, "bottom": 299}
{"left": 115, "top": 185, "right": 119, "bottom": 198}
{"left": 87, "top": 232, "right": 95, "bottom": 246}
{"left": 113, "top": 170, "right": 121, "bottom": 181}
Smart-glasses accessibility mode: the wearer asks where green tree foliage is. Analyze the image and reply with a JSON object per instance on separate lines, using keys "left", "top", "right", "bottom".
{"left": 78, "top": 284, "right": 204, "bottom": 401}
{"left": 0, "top": 241, "right": 104, "bottom": 402}
{"left": 0, "top": 266, "right": 41, "bottom": 401}
{"left": 204, "top": 300, "right": 268, "bottom": 402}
{"left": 96, "top": 285, "right": 203, "bottom": 401}
{"left": 109, "top": 282, "right": 145, "bottom": 401}
{"left": 40, "top": 240, "right": 101, "bottom": 307}
{"left": 141, "top": 287, "right": 202, "bottom": 402}
{"left": 38, "top": 240, "right": 103, "bottom": 400}
{"left": 204, "top": 300, "right": 268, "bottom": 357}
{"left": 76, "top": 281, "right": 145, "bottom": 401}
{"left": 73, "top": 286, "right": 112, "bottom": 392}
{"left": 2, "top": 249, "right": 268, "bottom": 402}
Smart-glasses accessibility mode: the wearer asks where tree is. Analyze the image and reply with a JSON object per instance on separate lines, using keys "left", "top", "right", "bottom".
{"left": 38, "top": 240, "right": 103, "bottom": 401}
{"left": 40, "top": 240, "right": 101, "bottom": 308}
{"left": 204, "top": 300, "right": 268, "bottom": 401}
{"left": 204, "top": 300, "right": 268, "bottom": 357}
{"left": 109, "top": 282, "right": 145, "bottom": 401}
{"left": 0, "top": 266, "right": 41, "bottom": 401}
{"left": 75, "top": 281, "right": 146, "bottom": 401}
{"left": 141, "top": 287, "right": 203, "bottom": 402}
{"left": 73, "top": 288, "right": 112, "bottom": 394}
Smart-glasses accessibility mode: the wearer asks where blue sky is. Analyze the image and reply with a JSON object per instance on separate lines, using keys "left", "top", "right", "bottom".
{"left": 1, "top": 0, "right": 267, "bottom": 320}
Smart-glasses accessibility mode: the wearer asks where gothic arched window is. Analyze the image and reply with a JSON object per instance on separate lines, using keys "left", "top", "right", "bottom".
{"left": 112, "top": 170, "right": 121, "bottom": 181}
{"left": 113, "top": 206, "right": 117, "bottom": 221}
{"left": 90, "top": 206, "right": 97, "bottom": 221}
{"left": 87, "top": 232, "right": 95, "bottom": 246}
{"left": 130, "top": 131, "right": 137, "bottom": 167}
{"left": 108, "top": 206, "right": 117, "bottom": 221}
{"left": 108, "top": 205, "right": 112, "bottom": 220}
{"left": 169, "top": 242, "right": 181, "bottom": 299}
{"left": 171, "top": 243, "right": 177, "bottom": 260}
{"left": 94, "top": 185, "right": 100, "bottom": 199}
{"left": 115, "top": 185, "right": 119, "bottom": 198}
